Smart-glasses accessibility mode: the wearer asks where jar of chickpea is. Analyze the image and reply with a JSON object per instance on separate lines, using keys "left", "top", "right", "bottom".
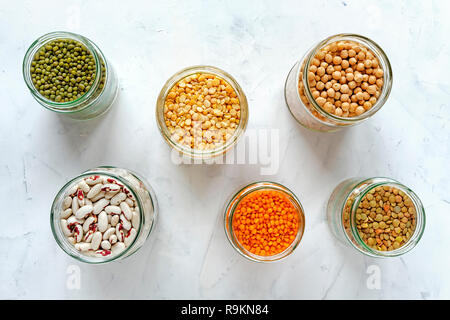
{"left": 285, "top": 34, "right": 392, "bottom": 132}
{"left": 156, "top": 66, "right": 248, "bottom": 159}
{"left": 224, "top": 181, "right": 305, "bottom": 262}
{"left": 327, "top": 177, "right": 425, "bottom": 257}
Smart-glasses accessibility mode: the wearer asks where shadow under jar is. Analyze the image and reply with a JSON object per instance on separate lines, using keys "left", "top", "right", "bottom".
{"left": 327, "top": 177, "right": 425, "bottom": 257}
{"left": 224, "top": 182, "right": 305, "bottom": 262}
{"left": 285, "top": 34, "right": 392, "bottom": 132}
{"left": 23, "top": 31, "right": 118, "bottom": 120}
{"left": 156, "top": 65, "right": 248, "bottom": 160}
{"left": 51, "top": 167, "right": 158, "bottom": 264}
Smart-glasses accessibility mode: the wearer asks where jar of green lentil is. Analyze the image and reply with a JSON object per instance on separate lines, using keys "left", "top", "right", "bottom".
{"left": 327, "top": 177, "right": 425, "bottom": 257}
{"left": 23, "top": 31, "right": 118, "bottom": 120}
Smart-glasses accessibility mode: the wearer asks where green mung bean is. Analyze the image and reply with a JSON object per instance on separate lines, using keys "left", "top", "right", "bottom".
{"left": 30, "top": 38, "right": 97, "bottom": 102}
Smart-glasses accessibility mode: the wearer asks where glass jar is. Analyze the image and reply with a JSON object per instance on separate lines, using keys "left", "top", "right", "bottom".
{"left": 224, "top": 181, "right": 305, "bottom": 262}
{"left": 50, "top": 166, "right": 158, "bottom": 264}
{"left": 285, "top": 34, "right": 393, "bottom": 132}
{"left": 156, "top": 65, "right": 248, "bottom": 159}
{"left": 327, "top": 177, "right": 425, "bottom": 257}
{"left": 23, "top": 31, "right": 119, "bottom": 120}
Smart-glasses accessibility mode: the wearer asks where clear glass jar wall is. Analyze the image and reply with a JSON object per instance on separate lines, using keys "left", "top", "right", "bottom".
{"left": 51, "top": 166, "right": 157, "bottom": 264}
{"left": 224, "top": 181, "right": 305, "bottom": 263}
{"left": 23, "top": 31, "right": 118, "bottom": 120}
{"left": 327, "top": 177, "right": 425, "bottom": 257}
{"left": 285, "top": 34, "right": 392, "bottom": 132}
{"left": 156, "top": 65, "right": 248, "bottom": 160}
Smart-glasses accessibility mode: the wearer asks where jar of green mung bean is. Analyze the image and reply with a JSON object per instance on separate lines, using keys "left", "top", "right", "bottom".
{"left": 327, "top": 177, "right": 425, "bottom": 257}
{"left": 23, "top": 31, "right": 118, "bottom": 120}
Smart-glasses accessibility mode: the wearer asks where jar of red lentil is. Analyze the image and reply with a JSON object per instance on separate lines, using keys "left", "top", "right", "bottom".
{"left": 285, "top": 34, "right": 392, "bottom": 132}
{"left": 327, "top": 177, "right": 425, "bottom": 257}
{"left": 224, "top": 181, "right": 305, "bottom": 262}
{"left": 156, "top": 65, "right": 248, "bottom": 159}
{"left": 23, "top": 31, "right": 119, "bottom": 120}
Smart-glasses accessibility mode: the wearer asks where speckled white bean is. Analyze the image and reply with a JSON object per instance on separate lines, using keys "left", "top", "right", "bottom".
{"left": 61, "top": 208, "right": 72, "bottom": 219}
{"left": 79, "top": 180, "right": 90, "bottom": 193}
{"left": 111, "top": 242, "right": 125, "bottom": 255}
{"left": 125, "top": 198, "right": 134, "bottom": 207}
{"left": 86, "top": 177, "right": 103, "bottom": 185}
{"left": 105, "top": 205, "right": 121, "bottom": 215}
{"left": 91, "top": 231, "right": 102, "bottom": 250}
{"left": 103, "top": 227, "right": 115, "bottom": 240}
{"left": 102, "top": 183, "right": 121, "bottom": 192}
{"left": 74, "top": 225, "right": 83, "bottom": 243}
{"left": 90, "top": 191, "right": 106, "bottom": 202}
{"left": 67, "top": 215, "right": 82, "bottom": 226}
{"left": 87, "top": 183, "right": 103, "bottom": 199}
{"left": 111, "top": 215, "right": 120, "bottom": 227}
{"left": 101, "top": 240, "right": 111, "bottom": 250}
{"left": 110, "top": 192, "right": 126, "bottom": 205}
{"left": 98, "top": 211, "right": 108, "bottom": 232}
{"left": 67, "top": 236, "right": 76, "bottom": 245}
{"left": 93, "top": 198, "right": 109, "bottom": 215}
{"left": 120, "top": 202, "right": 133, "bottom": 220}
{"left": 75, "top": 204, "right": 94, "bottom": 219}
{"left": 75, "top": 242, "right": 91, "bottom": 251}
{"left": 61, "top": 219, "right": 72, "bottom": 237}
{"left": 83, "top": 216, "right": 96, "bottom": 232}
{"left": 104, "top": 190, "right": 120, "bottom": 199}
{"left": 109, "top": 234, "right": 118, "bottom": 244}
{"left": 124, "top": 228, "right": 137, "bottom": 247}
{"left": 68, "top": 184, "right": 78, "bottom": 196}
{"left": 71, "top": 196, "right": 79, "bottom": 214}
{"left": 120, "top": 214, "right": 131, "bottom": 231}
{"left": 63, "top": 196, "right": 72, "bottom": 210}
{"left": 83, "top": 229, "right": 95, "bottom": 243}
{"left": 116, "top": 223, "right": 124, "bottom": 242}
{"left": 131, "top": 211, "right": 140, "bottom": 228}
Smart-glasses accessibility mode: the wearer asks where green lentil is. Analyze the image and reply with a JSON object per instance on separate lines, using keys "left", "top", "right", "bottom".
{"left": 343, "top": 184, "right": 417, "bottom": 252}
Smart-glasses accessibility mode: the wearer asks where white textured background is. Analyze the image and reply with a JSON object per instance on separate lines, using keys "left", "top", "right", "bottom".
{"left": 1, "top": 0, "right": 449, "bottom": 299}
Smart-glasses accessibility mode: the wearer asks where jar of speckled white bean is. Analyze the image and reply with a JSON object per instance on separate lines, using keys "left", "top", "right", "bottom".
{"left": 50, "top": 166, "right": 158, "bottom": 264}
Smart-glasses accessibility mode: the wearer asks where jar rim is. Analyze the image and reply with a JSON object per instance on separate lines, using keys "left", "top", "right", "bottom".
{"left": 155, "top": 65, "right": 249, "bottom": 159}
{"left": 341, "top": 177, "right": 426, "bottom": 257}
{"left": 22, "top": 31, "right": 105, "bottom": 112}
{"left": 298, "top": 33, "right": 393, "bottom": 124}
{"left": 223, "top": 181, "right": 305, "bottom": 263}
{"left": 50, "top": 167, "right": 153, "bottom": 264}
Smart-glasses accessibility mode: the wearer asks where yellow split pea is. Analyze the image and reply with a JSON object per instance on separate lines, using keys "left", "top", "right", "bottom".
{"left": 164, "top": 73, "right": 241, "bottom": 151}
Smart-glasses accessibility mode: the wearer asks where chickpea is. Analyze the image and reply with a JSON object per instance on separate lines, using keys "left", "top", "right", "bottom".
{"left": 332, "top": 71, "right": 341, "bottom": 80}
{"left": 327, "top": 88, "right": 335, "bottom": 98}
{"left": 317, "top": 67, "right": 325, "bottom": 76}
{"left": 333, "top": 56, "right": 342, "bottom": 65}
{"left": 298, "top": 39, "right": 384, "bottom": 117}
{"left": 355, "top": 106, "right": 365, "bottom": 115}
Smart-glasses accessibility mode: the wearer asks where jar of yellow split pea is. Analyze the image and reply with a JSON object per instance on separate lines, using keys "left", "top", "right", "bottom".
{"left": 285, "top": 34, "right": 392, "bottom": 132}
{"left": 327, "top": 177, "right": 425, "bottom": 257}
{"left": 156, "top": 66, "right": 248, "bottom": 159}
